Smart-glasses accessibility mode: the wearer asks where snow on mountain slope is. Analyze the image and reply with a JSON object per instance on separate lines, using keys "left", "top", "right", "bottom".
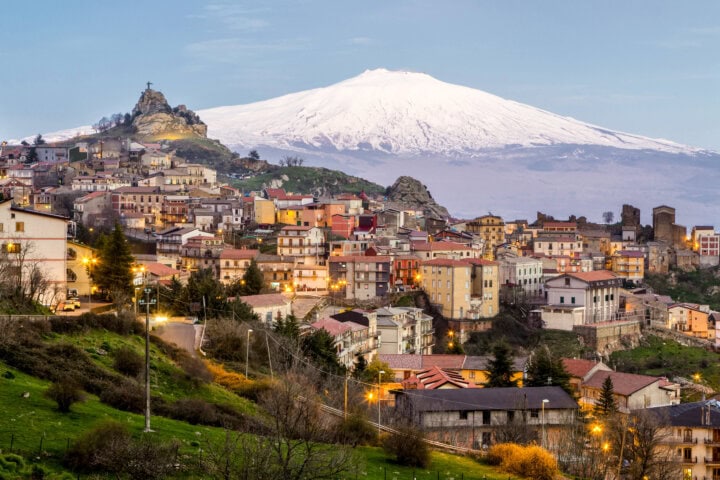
{"left": 198, "top": 68, "right": 702, "bottom": 156}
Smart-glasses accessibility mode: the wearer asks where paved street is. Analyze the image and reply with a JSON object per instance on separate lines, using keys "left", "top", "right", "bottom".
{"left": 153, "top": 319, "right": 201, "bottom": 357}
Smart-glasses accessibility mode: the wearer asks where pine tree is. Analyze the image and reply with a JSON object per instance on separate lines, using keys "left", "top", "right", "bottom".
{"left": 94, "top": 223, "right": 134, "bottom": 299}
{"left": 485, "top": 341, "right": 518, "bottom": 388}
{"left": 594, "top": 376, "right": 618, "bottom": 417}
{"left": 241, "top": 259, "right": 264, "bottom": 295}
{"left": 275, "top": 314, "right": 300, "bottom": 340}
{"left": 525, "top": 345, "right": 573, "bottom": 395}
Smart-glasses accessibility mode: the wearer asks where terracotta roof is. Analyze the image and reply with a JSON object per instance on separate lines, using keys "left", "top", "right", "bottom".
{"left": 421, "top": 354, "right": 465, "bottom": 369}
{"left": 239, "top": 293, "right": 290, "bottom": 308}
{"left": 143, "top": 262, "right": 181, "bottom": 277}
{"left": 422, "top": 258, "right": 472, "bottom": 267}
{"left": 402, "top": 366, "right": 475, "bottom": 390}
{"left": 567, "top": 270, "right": 618, "bottom": 282}
{"left": 379, "top": 354, "right": 423, "bottom": 370}
{"left": 467, "top": 258, "right": 498, "bottom": 266}
{"left": 395, "top": 386, "right": 578, "bottom": 412}
{"left": 562, "top": 358, "right": 604, "bottom": 378}
{"left": 220, "top": 249, "right": 259, "bottom": 260}
{"left": 584, "top": 370, "right": 661, "bottom": 396}
{"left": 310, "top": 317, "right": 351, "bottom": 337}
{"left": 615, "top": 250, "right": 644, "bottom": 258}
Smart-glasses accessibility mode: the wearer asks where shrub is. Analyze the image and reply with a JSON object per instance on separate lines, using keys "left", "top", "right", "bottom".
{"left": 0, "top": 453, "right": 26, "bottom": 472}
{"left": 336, "top": 411, "right": 377, "bottom": 447}
{"left": 166, "top": 398, "right": 218, "bottom": 425}
{"left": 176, "top": 355, "right": 212, "bottom": 386}
{"left": 205, "top": 361, "right": 274, "bottom": 401}
{"left": 99, "top": 378, "right": 145, "bottom": 413}
{"left": 113, "top": 346, "right": 144, "bottom": 377}
{"left": 45, "top": 376, "right": 85, "bottom": 413}
{"left": 382, "top": 425, "right": 430, "bottom": 468}
{"left": 2, "top": 370, "right": 14, "bottom": 379}
{"left": 487, "top": 443, "right": 558, "bottom": 480}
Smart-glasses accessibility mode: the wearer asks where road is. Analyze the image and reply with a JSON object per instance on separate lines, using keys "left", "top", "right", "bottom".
{"left": 153, "top": 320, "right": 202, "bottom": 357}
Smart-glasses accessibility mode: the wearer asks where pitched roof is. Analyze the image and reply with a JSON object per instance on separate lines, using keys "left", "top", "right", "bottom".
{"left": 567, "top": 270, "right": 619, "bottom": 283}
{"left": 584, "top": 370, "right": 661, "bottom": 396}
{"left": 142, "top": 262, "right": 182, "bottom": 277}
{"left": 412, "top": 241, "right": 472, "bottom": 251}
{"left": 395, "top": 386, "right": 578, "bottom": 412}
{"left": 310, "top": 317, "right": 352, "bottom": 337}
{"left": 238, "top": 293, "right": 290, "bottom": 308}
{"left": 562, "top": 358, "right": 606, "bottom": 378}
{"left": 329, "top": 255, "right": 392, "bottom": 263}
{"left": 220, "top": 249, "right": 259, "bottom": 260}
{"left": 462, "top": 355, "right": 528, "bottom": 372}
{"left": 422, "top": 258, "right": 472, "bottom": 267}
{"left": 421, "top": 354, "right": 465, "bottom": 369}
{"left": 643, "top": 399, "right": 720, "bottom": 427}
{"left": 402, "top": 366, "right": 475, "bottom": 390}
{"left": 379, "top": 354, "right": 423, "bottom": 370}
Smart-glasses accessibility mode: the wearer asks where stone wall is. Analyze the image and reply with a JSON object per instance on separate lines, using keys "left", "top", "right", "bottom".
{"left": 573, "top": 319, "right": 642, "bottom": 354}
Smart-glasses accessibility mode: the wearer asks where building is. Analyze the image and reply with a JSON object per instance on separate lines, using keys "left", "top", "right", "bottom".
{"left": 465, "top": 215, "right": 505, "bottom": 260}
{"left": 499, "top": 256, "right": 544, "bottom": 299}
{"left": 541, "top": 270, "right": 623, "bottom": 330}
{"left": 575, "top": 367, "right": 680, "bottom": 413}
{"left": 239, "top": 293, "right": 292, "bottom": 326}
{"left": 411, "top": 241, "right": 480, "bottom": 261}
{"left": 653, "top": 205, "right": 687, "bottom": 249}
{"left": 311, "top": 311, "right": 378, "bottom": 368}
{"left": 277, "top": 226, "right": 325, "bottom": 265}
{"left": 611, "top": 250, "right": 645, "bottom": 284}
{"left": 421, "top": 258, "right": 499, "bottom": 322}
{"left": 392, "top": 386, "right": 578, "bottom": 450}
{"left": 401, "top": 366, "right": 476, "bottom": 389}
{"left": 0, "top": 200, "right": 69, "bottom": 305}
{"left": 376, "top": 307, "right": 434, "bottom": 355}
{"left": 643, "top": 400, "right": 720, "bottom": 480}
{"left": 218, "top": 248, "right": 260, "bottom": 284}
{"left": 328, "top": 255, "right": 391, "bottom": 300}
{"left": 668, "top": 303, "right": 710, "bottom": 338}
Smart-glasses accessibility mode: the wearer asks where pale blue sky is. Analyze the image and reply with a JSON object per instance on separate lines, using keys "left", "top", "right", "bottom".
{"left": 2, "top": 1, "right": 718, "bottom": 149}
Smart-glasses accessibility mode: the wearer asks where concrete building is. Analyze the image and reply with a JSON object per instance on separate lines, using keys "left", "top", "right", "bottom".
{"left": 328, "top": 255, "right": 391, "bottom": 300}
{"left": 376, "top": 306, "right": 434, "bottom": 355}
{"left": 611, "top": 250, "right": 645, "bottom": 284}
{"left": 277, "top": 226, "right": 325, "bottom": 265}
{"left": 465, "top": 215, "right": 505, "bottom": 260}
{"left": 541, "top": 270, "right": 622, "bottom": 330}
{"left": 499, "top": 256, "right": 544, "bottom": 298}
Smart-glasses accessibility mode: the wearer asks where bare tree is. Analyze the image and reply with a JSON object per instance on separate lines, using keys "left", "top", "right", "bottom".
{"left": 603, "top": 211, "right": 615, "bottom": 224}
{"left": 606, "top": 412, "right": 679, "bottom": 480}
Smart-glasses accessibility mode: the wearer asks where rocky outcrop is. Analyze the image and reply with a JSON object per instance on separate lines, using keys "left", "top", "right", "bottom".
{"left": 386, "top": 176, "right": 449, "bottom": 219}
{"left": 131, "top": 88, "right": 207, "bottom": 139}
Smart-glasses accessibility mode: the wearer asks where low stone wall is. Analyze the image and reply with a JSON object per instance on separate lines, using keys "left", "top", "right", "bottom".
{"left": 645, "top": 325, "right": 715, "bottom": 350}
{"left": 573, "top": 319, "right": 643, "bottom": 354}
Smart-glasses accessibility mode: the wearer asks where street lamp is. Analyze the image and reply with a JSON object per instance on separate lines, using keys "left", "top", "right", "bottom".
{"left": 246, "top": 329, "right": 253, "bottom": 378}
{"left": 541, "top": 399, "right": 549, "bottom": 449}
{"left": 378, "top": 370, "right": 385, "bottom": 433}
{"left": 82, "top": 256, "right": 98, "bottom": 311}
{"left": 131, "top": 264, "right": 152, "bottom": 433}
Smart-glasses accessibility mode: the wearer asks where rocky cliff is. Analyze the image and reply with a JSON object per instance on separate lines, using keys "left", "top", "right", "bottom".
{"left": 131, "top": 88, "right": 207, "bottom": 139}
{"left": 386, "top": 176, "right": 449, "bottom": 219}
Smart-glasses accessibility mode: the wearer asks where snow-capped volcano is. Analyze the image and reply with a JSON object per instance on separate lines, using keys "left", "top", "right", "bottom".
{"left": 198, "top": 68, "right": 701, "bottom": 156}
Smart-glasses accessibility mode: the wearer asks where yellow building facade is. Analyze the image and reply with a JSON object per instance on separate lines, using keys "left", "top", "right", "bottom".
{"left": 466, "top": 215, "right": 505, "bottom": 260}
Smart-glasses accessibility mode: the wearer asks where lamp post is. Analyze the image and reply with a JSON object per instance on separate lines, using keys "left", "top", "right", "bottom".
{"left": 378, "top": 370, "right": 385, "bottom": 433}
{"left": 246, "top": 329, "right": 253, "bottom": 378}
{"left": 541, "top": 399, "right": 549, "bottom": 449}
{"left": 82, "top": 256, "right": 98, "bottom": 311}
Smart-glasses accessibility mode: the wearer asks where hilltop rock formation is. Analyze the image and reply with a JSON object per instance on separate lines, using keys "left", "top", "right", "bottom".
{"left": 131, "top": 88, "right": 207, "bottom": 139}
{"left": 386, "top": 176, "right": 449, "bottom": 219}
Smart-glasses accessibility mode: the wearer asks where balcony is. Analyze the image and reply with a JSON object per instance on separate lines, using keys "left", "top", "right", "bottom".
{"left": 705, "top": 457, "right": 720, "bottom": 466}
{"left": 681, "top": 456, "right": 697, "bottom": 464}
{"left": 704, "top": 438, "right": 720, "bottom": 445}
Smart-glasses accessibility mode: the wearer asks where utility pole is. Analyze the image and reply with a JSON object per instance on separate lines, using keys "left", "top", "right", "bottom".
{"left": 144, "top": 281, "right": 152, "bottom": 432}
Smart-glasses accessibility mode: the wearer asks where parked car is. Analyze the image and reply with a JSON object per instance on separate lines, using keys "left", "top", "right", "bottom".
{"left": 68, "top": 297, "right": 81, "bottom": 308}
{"left": 56, "top": 302, "right": 75, "bottom": 312}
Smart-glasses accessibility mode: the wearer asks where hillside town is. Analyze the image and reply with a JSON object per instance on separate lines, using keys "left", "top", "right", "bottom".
{"left": 3, "top": 89, "right": 720, "bottom": 480}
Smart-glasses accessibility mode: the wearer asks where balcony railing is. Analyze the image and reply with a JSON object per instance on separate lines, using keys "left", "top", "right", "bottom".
{"left": 681, "top": 456, "right": 697, "bottom": 464}
{"left": 704, "top": 457, "right": 720, "bottom": 465}
{"left": 704, "top": 438, "right": 720, "bottom": 445}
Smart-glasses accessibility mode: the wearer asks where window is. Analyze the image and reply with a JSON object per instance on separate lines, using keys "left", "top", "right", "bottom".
{"left": 683, "top": 447, "right": 692, "bottom": 460}
{"left": 571, "top": 297, "right": 576, "bottom": 304}
{"left": 530, "top": 409, "right": 539, "bottom": 418}
{"left": 0, "top": 223, "right": 3, "bottom": 232}
{"left": 560, "top": 296, "right": 565, "bottom": 304}
{"left": 482, "top": 411, "right": 491, "bottom": 425}
{"left": 507, "top": 411, "right": 515, "bottom": 422}
{"left": 2, "top": 243, "right": 20, "bottom": 254}
{"left": 459, "top": 411, "right": 469, "bottom": 420}
{"left": 15, "top": 222, "right": 24, "bottom": 232}
{"left": 564, "top": 277, "right": 570, "bottom": 286}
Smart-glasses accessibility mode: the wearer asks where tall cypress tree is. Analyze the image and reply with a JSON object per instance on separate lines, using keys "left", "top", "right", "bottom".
{"left": 94, "top": 223, "right": 134, "bottom": 299}
{"left": 241, "top": 258, "right": 264, "bottom": 295}
{"left": 594, "top": 376, "right": 618, "bottom": 417}
{"left": 525, "top": 345, "right": 573, "bottom": 395}
{"left": 485, "top": 341, "right": 518, "bottom": 388}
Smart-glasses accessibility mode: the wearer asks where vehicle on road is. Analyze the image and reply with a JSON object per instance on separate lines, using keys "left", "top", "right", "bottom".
{"left": 56, "top": 302, "right": 75, "bottom": 312}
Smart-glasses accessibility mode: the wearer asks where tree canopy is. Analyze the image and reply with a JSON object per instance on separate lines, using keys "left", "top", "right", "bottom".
{"left": 525, "top": 345, "right": 573, "bottom": 396}
{"left": 485, "top": 341, "right": 518, "bottom": 388}
{"left": 94, "top": 223, "right": 134, "bottom": 300}
{"left": 594, "top": 376, "right": 618, "bottom": 417}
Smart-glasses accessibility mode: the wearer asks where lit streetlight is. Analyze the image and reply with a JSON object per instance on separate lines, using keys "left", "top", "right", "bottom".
{"left": 82, "top": 256, "right": 98, "bottom": 311}
{"left": 378, "top": 369, "right": 385, "bottom": 433}
{"left": 132, "top": 265, "right": 152, "bottom": 433}
{"left": 541, "top": 398, "right": 549, "bottom": 449}
{"left": 246, "top": 329, "right": 253, "bottom": 378}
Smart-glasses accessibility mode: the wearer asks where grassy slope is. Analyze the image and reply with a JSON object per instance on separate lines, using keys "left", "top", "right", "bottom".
{"left": 230, "top": 165, "right": 386, "bottom": 195}
{"left": 1, "top": 329, "right": 511, "bottom": 479}
{"left": 610, "top": 334, "right": 720, "bottom": 395}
